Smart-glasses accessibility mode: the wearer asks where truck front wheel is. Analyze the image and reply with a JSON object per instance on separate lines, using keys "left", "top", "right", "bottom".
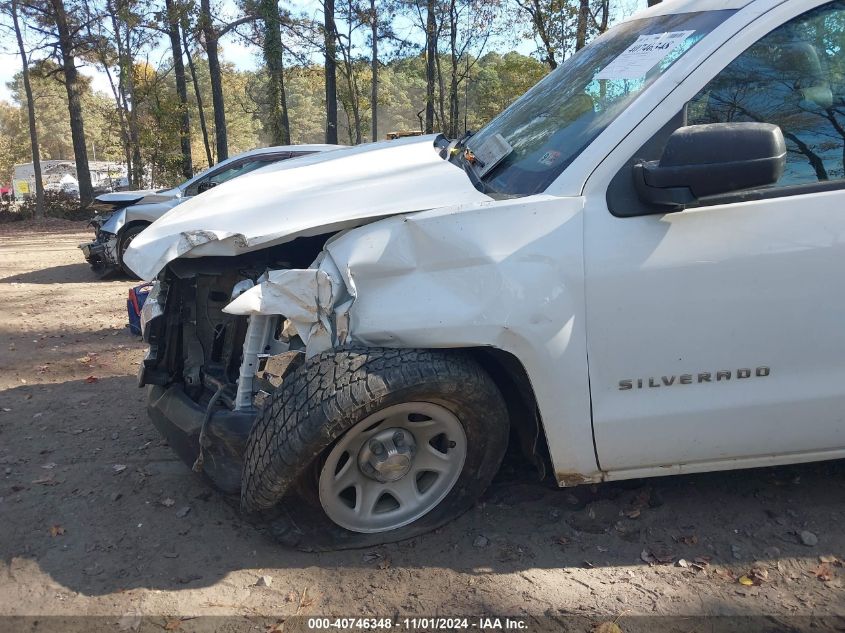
{"left": 240, "top": 348, "right": 509, "bottom": 551}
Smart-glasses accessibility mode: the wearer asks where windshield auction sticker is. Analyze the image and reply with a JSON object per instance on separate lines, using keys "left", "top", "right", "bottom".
{"left": 471, "top": 133, "right": 513, "bottom": 177}
{"left": 596, "top": 30, "right": 695, "bottom": 80}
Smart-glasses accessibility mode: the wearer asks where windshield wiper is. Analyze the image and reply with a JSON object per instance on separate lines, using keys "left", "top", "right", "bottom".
{"left": 441, "top": 130, "right": 475, "bottom": 159}
{"left": 443, "top": 132, "right": 500, "bottom": 195}
{"left": 457, "top": 149, "right": 502, "bottom": 196}
{"left": 454, "top": 129, "right": 474, "bottom": 150}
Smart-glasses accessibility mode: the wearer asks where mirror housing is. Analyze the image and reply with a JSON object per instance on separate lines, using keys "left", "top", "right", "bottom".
{"left": 634, "top": 123, "right": 786, "bottom": 210}
{"left": 197, "top": 180, "right": 218, "bottom": 194}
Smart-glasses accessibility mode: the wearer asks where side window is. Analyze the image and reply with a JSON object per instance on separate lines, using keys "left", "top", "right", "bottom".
{"left": 185, "top": 154, "right": 288, "bottom": 196}
{"left": 688, "top": 1, "right": 845, "bottom": 187}
{"left": 209, "top": 156, "right": 280, "bottom": 185}
{"left": 203, "top": 161, "right": 247, "bottom": 187}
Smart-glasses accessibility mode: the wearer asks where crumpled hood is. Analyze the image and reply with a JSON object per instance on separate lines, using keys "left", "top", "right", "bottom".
{"left": 124, "top": 135, "right": 491, "bottom": 280}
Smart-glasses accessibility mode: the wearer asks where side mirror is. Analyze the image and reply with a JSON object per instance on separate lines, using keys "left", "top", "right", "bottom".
{"left": 197, "top": 180, "right": 218, "bottom": 194}
{"left": 634, "top": 122, "right": 786, "bottom": 210}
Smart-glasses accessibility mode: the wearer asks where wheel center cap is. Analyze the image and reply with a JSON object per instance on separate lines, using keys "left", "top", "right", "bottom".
{"left": 358, "top": 427, "right": 417, "bottom": 483}
{"left": 374, "top": 454, "right": 412, "bottom": 482}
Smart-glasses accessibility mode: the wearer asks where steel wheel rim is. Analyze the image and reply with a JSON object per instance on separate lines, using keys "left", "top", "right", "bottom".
{"left": 318, "top": 402, "right": 467, "bottom": 533}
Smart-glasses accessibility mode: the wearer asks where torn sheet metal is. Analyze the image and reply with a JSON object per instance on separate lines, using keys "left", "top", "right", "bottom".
{"left": 123, "top": 135, "right": 492, "bottom": 280}
{"left": 223, "top": 262, "right": 352, "bottom": 357}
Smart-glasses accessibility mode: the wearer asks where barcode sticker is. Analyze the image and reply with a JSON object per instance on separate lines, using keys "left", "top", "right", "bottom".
{"left": 470, "top": 133, "right": 513, "bottom": 177}
{"left": 596, "top": 30, "right": 695, "bottom": 80}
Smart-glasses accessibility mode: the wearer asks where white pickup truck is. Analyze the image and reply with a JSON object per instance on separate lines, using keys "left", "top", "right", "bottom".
{"left": 125, "top": 0, "right": 845, "bottom": 550}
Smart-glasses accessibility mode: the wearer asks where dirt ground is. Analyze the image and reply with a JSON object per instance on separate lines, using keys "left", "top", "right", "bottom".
{"left": 1, "top": 222, "right": 844, "bottom": 631}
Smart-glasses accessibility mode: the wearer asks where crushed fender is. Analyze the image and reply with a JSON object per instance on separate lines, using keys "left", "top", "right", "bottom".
{"left": 222, "top": 256, "right": 355, "bottom": 357}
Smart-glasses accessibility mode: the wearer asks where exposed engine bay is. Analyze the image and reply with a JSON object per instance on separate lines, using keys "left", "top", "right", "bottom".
{"left": 139, "top": 234, "right": 332, "bottom": 492}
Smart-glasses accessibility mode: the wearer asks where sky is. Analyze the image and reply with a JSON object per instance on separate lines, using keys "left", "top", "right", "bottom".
{"left": 0, "top": 0, "right": 272, "bottom": 101}
{"left": 0, "top": 0, "right": 646, "bottom": 104}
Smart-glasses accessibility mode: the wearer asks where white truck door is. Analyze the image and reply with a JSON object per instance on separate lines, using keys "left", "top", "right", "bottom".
{"left": 584, "top": 1, "right": 845, "bottom": 475}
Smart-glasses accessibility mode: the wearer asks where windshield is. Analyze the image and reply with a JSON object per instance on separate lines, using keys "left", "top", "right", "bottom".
{"left": 461, "top": 10, "right": 735, "bottom": 197}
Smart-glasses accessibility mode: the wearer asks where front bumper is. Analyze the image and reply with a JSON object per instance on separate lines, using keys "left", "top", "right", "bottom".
{"left": 146, "top": 385, "right": 256, "bottom": 493}
{"left": 79, "top": 232, "right": 120, "bottom": 271}
{"left": 79, "top": 240, "right": 104, "bottom": 263}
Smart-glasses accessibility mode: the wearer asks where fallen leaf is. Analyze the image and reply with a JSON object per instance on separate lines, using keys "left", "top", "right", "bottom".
{"left": 50, "top": 525, "right": 65, "bottom": 537}
{"left": 112, "top": 464, "right": 127, "bottom": 474}
{"left": 713, "top": 567, "right": 737, "bottom": 582}
{"left": 678, "top": 534, "right": 699, "bottom": 546}
{"left": 640, "top": 547, "right": 673, "bottom": 566}
{"left": 750, "top": 566, "right": 769, "bottom": 583}
{"left": 812, "top": 563, "right": 833, "bottom": 582}
{"left": 738, "top": 575, "right": 755, "bottom": 586}
{"left": 85, "top": 375, "right": 98, "bottom": 384}
{"left": 593, "top": 622, "right": 623, "bottom": 633}
{"left": 624, "top": 509, "right": 640, "bottom": 519}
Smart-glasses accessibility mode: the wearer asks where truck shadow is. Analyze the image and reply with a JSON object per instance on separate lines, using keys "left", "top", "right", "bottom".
{"left": 1, "top": 375, "right": 843, "bottom": 598}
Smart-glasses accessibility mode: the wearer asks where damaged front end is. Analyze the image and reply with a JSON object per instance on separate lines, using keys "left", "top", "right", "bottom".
{"left": 79, "top": 201, "right": 137, "bottom": 276}
{"left": 138, "top": 235, "right": 347, "bottom": 493}
{"left": 79, "top": 218, "right": 120, "bottom": 276}
{"left": 128, "top": 135, "right": 586, "bottom": 503}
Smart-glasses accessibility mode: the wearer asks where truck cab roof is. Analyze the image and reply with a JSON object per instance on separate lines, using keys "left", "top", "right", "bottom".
{"left": 634, "top": 0, "right": 758, "bottom": 19}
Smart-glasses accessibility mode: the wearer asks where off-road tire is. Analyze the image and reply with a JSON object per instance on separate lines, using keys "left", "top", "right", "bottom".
{"left": 241, "top": 347, "right": 509, "bottom": 551}
{"left": 118, "top": 224, "right": 147, "bottom": 279}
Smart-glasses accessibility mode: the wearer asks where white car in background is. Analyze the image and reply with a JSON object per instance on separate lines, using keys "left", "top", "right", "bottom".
{"left": 80, "top": 144, "right": 338, "bottom": 277}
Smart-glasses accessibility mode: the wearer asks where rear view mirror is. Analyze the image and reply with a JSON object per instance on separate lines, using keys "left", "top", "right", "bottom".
{"left": 634, "top": 122, "right": 786, "bottom": 210}
{"left": 197, "top": 180, "right": 218, "bottom": 194}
